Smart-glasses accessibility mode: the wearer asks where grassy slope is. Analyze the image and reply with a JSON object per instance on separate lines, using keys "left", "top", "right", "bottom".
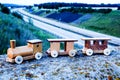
{"left": 29, "top": 7, "right": 120, "bottom": 37}
{"left": 78, "top": 11, "right": 120, "bottom": 37}
{"left": 0, "top": 12, "right": 56, "bottom": 54}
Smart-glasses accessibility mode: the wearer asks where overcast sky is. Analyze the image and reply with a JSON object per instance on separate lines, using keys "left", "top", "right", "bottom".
{"left": 0, "top": 0, "right": 120, "bottom": 5}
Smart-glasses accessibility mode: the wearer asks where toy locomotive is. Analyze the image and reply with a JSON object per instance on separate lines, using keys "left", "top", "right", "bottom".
{"left": 6, "top": 38, "right": 111, "bottom": 64}
{"left": 6, "top": 39, "right": 43, "bottom": 64}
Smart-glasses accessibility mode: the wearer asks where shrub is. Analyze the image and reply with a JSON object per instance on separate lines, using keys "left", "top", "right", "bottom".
{"left": 46, "top": 10, "right": 50, "bottom": 14}
{"left": 0, "top": 12, "right": 56, "bottom": 54}
{"left": 28, "top": 17, "right": 33, "bottom": 25}
{"left": 1, "top": 6, "right": 10, "bottom": 14}
{"left": 117, "top": 7, "right": 120, "bottom": 10}
{"left": 97, "top": 9, "right": 112, "bottom": 14}
{"left": 12, "top": 12, "right": 23, "bottom": 20}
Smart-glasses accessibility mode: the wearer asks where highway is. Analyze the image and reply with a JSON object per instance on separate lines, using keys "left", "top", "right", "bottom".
{"left": 17, "top": 9, "right": 120, "bottom": 47}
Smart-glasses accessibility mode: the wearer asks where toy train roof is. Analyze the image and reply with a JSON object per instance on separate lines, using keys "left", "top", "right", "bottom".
{"left": 47, "top": 39, "right": 78, "bottom": 42}
{"left": 27, "top": 39, "right": 42, "bottom": 44}
{"left": 81, "top": 38, "right": 111, "bottom": 40}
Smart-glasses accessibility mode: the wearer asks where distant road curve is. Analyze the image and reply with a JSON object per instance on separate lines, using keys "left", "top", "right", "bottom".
{"left": 17, "top": 9, "right": 120, "bottom": 46}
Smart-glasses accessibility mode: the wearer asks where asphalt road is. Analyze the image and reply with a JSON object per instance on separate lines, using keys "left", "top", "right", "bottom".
{"left": 17, "top": 9, "right": 120, "bottom": 48}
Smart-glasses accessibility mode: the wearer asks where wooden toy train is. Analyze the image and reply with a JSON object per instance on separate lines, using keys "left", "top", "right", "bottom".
{"left": 6, "top": 38, "right": 111, "bottom": 64}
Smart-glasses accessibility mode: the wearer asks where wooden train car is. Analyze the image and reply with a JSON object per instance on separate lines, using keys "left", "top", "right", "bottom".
{"left": 6, "top": 39, "right": 43, "bottom": 64}
{"left": 46, "top": 39, "right": 78, "bottom": 57}
{"left": 81, "top": 38, "right": 111, "bottom": 56}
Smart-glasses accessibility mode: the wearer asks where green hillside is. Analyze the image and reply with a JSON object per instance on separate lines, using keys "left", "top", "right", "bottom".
{"left": 0, "top": 12, "right": 55, "bottom": 54}
{"left": 78, "top": 11, "right": 120, "bottom": 37}
{"left": 27, "top": 6, "right": 120, "bottom": 38}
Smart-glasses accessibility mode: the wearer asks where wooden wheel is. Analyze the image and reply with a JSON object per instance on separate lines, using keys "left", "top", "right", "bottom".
{"left": 15, "top": 56, "right": 23, "bottom": 64}
{"left": 86, "top": 49, "right": 93, "bottom": 56}
{"left": 104, "top": 48, "right": 111, "bottom": 55}
{"left": 35, "top": 52, "right": 42, "bottom": 60}
{"left": 69, "top": 50, "right": 76, "bottom": 57}
{"left": 51, "top": 50, "right": 58, "bottom": 58}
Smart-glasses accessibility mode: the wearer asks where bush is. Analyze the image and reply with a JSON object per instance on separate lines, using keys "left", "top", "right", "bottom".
{"left": 12, "top": 12, "right": 23, "bottom": 20}
{"left": 1, "top": 6, "right": 10, "bottom": 14}
{"left": 0, "top": 12, "right": 56, "bottom": 54}
{"left": 28, "top": 17, "right": 33, "bottom": 25}
{"left": 96, "top": 9, "right": 112, "bottom": 14}
{"left": 46, "top": 10, "right": 51, "bottom": 14}
{"left": 117, "top": 7, "right": 120, "bottom": 10}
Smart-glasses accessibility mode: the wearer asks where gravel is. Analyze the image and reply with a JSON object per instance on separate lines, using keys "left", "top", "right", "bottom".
{"left": 0, "top": 47, "right": 120, "bottom": 80}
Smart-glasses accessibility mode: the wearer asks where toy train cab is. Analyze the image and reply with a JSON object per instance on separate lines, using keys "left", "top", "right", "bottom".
{"left": 6, "top": 39, "right": 42, "bottom": 64}
{"left": 81, "top": 38, "right": 111, "bottom": 56}
{"left": 46, "top": 39, "right": 78, "bottom": 57}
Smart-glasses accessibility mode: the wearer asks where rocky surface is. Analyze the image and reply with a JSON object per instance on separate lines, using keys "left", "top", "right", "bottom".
{"left": 0, "top": 47, "right": 120, "bottom": 80}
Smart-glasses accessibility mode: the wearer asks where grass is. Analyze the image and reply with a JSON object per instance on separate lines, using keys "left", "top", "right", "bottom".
{"left": 0, "top": 12, "right": 56, "bottom": 54}
{"left": 78, "top": 10, "right": 120, "bottom": 37}
{"left": 27, "top": 7, "right": 120, "bottom": 37}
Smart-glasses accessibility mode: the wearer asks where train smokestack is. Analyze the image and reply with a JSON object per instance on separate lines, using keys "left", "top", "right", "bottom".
{"left": 10, "top": 40, "right": 16, "bottom": 49}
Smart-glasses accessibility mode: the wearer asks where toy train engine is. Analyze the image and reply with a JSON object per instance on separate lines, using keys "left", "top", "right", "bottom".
{"left": 6, "top": 39, "right": 43, "bottom": 64}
